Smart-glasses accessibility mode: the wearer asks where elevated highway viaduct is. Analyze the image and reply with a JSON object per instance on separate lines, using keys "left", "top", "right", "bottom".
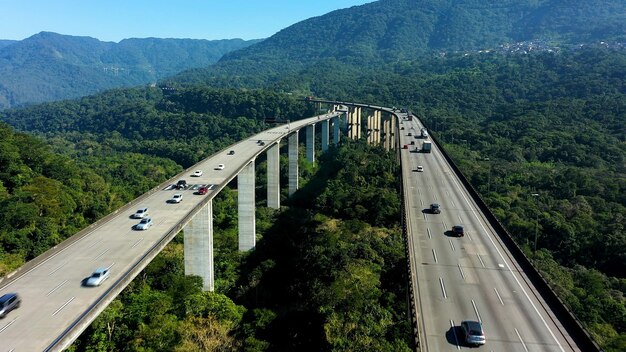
{"left": 0, "top": 100, "right": 597, "bottom": 351}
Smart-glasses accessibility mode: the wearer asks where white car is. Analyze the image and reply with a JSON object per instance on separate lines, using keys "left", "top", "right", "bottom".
{"left": 416, "top": 165, "right": 424, "bottom": 172}
{"left": 215, "top": 164, "right": 225, "bottom": 170}
{"left": 169, "top": 193, "right": 183, "bottom": 203}
{"left": 134, "top": 217, "right": 153, "bottom": 230}
{"left": 85, "top": 268, "right": 110, "bottom": 287}
{"left": 133, "top": 207, "right": 148, "bottom": 219}
{"left": 192, "top": 170, "right": 203, "bottom": 177}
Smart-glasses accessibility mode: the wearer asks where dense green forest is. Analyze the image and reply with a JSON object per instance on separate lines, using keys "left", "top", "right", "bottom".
{"left": 1, "top": 46, "right": 625, "bottom": 349}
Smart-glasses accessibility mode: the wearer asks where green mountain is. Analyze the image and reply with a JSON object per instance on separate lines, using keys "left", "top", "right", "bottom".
{"left": 0, "top": 32, "right": 261, "bottom": 109}
{"left": 171, "top": 0, "right": 626, "bottom": 84}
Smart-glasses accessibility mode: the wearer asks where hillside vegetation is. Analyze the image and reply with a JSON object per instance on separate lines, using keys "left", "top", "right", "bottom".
{"left": 171, "top": 0, "right": 626, "bottom": 85}
{"left": 0, "top": 32, "right": 260, "bottom": 109}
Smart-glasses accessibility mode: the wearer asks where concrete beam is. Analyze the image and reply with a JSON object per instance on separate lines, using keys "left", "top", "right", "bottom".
{"left": 306, "top": 124, "right": 315, "bottom": 163}
{"left": 288, "top": 132, "right": 299, "bottom": 196}
{"left": 238, "top": 160, "right": 256, "bottom": 251}
{"left": 267, "top": 140, "right": 281, "bottom": 209}
{"left": 184, "top": 201, "right": 214, "bottom": 291}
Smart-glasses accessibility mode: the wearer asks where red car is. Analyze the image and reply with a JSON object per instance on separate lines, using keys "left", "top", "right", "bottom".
{"left": 197, "top": 186, "right": 209, "bottom": 195}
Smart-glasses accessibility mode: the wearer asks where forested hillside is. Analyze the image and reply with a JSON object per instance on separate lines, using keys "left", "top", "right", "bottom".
{"left": 0, "top": 32, "right": 260, "bottom": 109}
{"left": 171, "top": 0, "right": 626, "bottom": 85}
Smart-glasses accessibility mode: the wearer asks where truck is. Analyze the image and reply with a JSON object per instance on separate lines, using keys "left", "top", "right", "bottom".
{"left": 422, "top": 141, "right": 432, "bottom": 153}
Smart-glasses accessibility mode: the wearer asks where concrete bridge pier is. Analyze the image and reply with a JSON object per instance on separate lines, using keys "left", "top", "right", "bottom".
{"left": 375, "top": 110, "right": 382, "bottom": 144}
{"left": 238, "top": 160, "right": 256, "bottom": 251}
{"left": 306, "top": 124, "right": 315, "bottom": 163}
{"left": 288, "top": 132, "right": 299, "bottom": 196}
{"left": 321, "top": 119, "right": 330, "bottom": 152}
{"left": 333, "top": 115, "right": 340, "bottom": 144}
{"left": 184, "top": 201, "right": 214, "bottom": 291}
{"left": 267, "top": 140, "right": 281, "bottom": 209}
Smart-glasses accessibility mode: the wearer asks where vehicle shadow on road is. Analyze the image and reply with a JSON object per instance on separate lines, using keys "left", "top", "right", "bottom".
{"left": 446, "top": 325, "right": 463, "bottom": 348}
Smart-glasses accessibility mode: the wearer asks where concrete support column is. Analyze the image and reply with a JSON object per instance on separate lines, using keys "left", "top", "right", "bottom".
{"left": 321, "top": 119, "right": 329, "bottom": 152}
{"left": 184, "top": 201, "right": 214, "bottom": 291}
{"left": 384, "top": 117, "right": 391, "bottom": 151}
{"left": 356, "top": 107, "right": 362, "bottom": 139}
{"left": 306, "top": 124, "right": 315, "bottom": 163}
{"left": 374, "top": 110, "right": 383, "bottom": 145}
{"left": 267, "top": 140, "right": 281, "bottom": 209}
{"left": 366, "top": 115, "right": 372, "bottom": 144}
{"left": 238, "top": 160, "right": 256, "bottom": 251}
{"left": 288, "top": 132, "right": 299, "bottom": 196}
{"left": 333, "top": 115, "right": 340, "bottom": 144}
{"left": 390, "top": 115, "right": 396, "bottom": 150}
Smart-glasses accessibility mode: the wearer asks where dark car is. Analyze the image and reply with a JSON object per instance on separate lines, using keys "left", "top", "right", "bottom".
{"left": 176, "top": 179, "right": 187, "bottom": 190}
{"left": 0, "top": 293, "right": 21, "bottom": 318}
{"left": 452, "top": 225, "right": 465, "bottom": 237}
{"left": 227, "top": 150, "right": 235, "bottom": 155}
{"left": 461, "top": 320, "right": 486, "bottom": 346}
{"left": 430, "top": 203, "right": 441, "bottom": 214}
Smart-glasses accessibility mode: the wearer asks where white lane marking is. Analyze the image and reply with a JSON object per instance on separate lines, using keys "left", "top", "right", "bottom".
{"left": 52, "top": 297, "right": 75, "bottom": 317}
{"left": 432, "top": 249, "right": 438, "bottom": 263}
{"left": 420, "top": 198, "right": 424, "bottom": 206}
{"left": 471, "top": 299, "right": 482, "bottom": 323}
{"left": 49, "top": 261, "right": 68, "bottom": 275}
{"left": 450, "top": 320, "right": 461, "bottom": 350}
{"left": 515, "top": 328, "right": 529, "bottom": 352}
{"left": 132, "top": 238, "right": 144, "bottom": 248}
{"left": 47, "top": 280, "right": 68, "bottom": 296}
{"left": 494, "top": 287, "right": 504, "bottom": 305}
{"left": 427, "top": 228, "right": 432, "bottom": 239}
{"left": 467, "top": 233, "right": 473, "bottom": 241}
{"left": 423, "top": 212, "right": 427, "bottom": 220}
{"left": 439, "top": 278, "right": 448, "bottom": 299}
{"left": 477, "top": 254, "right": 485, "bottom": 268}
{"left": 449, "top": 239, "right": 456, "bottom": 251}
{"left": 442, "top": 221, "right": 447, "bottom": 230}
{"left": 107, "top": 262, "right": 116, "bottom": 269}
{"left": 458, "top": 264, "right": 466, "bottom": 280}
{"left": 446, "top": 190, "right": 450, "bottom": 197}
{"left": 458, "top": 215, "right": 463, "bottom": 223}
{"left": 446, "top": 157, "right": 566, "bottom": 351}
{"left": 452, "top": 200, "right": 456, "bottom": 207}
{"left": 93, "top": 248, "right": 110, "bottom": 261}
{"left": 0, "top": 318, "right": 17, "bottom": 333}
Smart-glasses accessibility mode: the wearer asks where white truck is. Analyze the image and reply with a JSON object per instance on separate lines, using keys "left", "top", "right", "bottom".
{"left": 422, "top": 140, "right": 432, "bottom": 153}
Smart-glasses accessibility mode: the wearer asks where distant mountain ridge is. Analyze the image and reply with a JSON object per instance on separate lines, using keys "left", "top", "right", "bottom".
{"left": 171, "top": 0, "right": 626, "bottom": 84}
{"left": 0, "top": 32, "right": 261, "bottom": 109}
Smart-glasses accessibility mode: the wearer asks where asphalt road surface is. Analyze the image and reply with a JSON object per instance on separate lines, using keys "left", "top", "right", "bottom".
{"left": 400, "top": 114, "right": 579, "bottom": 351}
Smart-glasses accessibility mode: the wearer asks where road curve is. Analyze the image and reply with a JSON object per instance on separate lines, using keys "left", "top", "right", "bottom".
{"left": 0, "top": 112, "right": 340, "bottom": 351}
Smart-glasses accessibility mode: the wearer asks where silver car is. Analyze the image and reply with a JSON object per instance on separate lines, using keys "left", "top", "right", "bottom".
{"left": 134, "top": 217, "right": 153, "bottom": 230}
{"left": 0, "top": 293, "right": 21, "bottom": 318}
{"left": 461, "top": 320, "right": 486, "bottom": 346}
{"left": 133, "top": 207, "right": 148, "bottom": 219}
{"left": 85, "top": 268, "right": 110, "bottom": 287}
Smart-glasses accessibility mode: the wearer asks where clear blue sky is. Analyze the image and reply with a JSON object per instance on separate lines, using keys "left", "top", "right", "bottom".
{"left": 0, "top": 0, "right": 373, "bottom": 42}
